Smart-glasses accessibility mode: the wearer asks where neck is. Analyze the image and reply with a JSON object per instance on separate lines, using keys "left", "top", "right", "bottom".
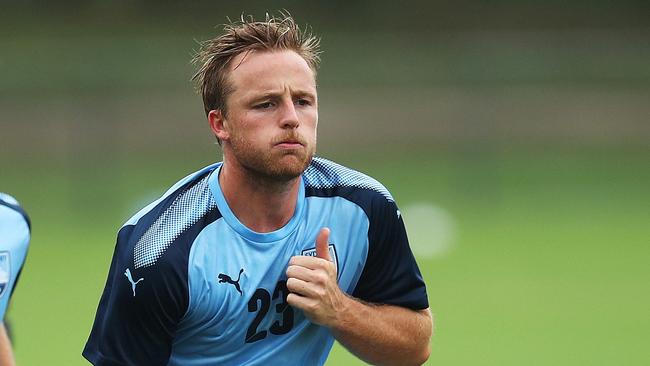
{"left": 218, "top": 157, "right": 301, "bottom": 233}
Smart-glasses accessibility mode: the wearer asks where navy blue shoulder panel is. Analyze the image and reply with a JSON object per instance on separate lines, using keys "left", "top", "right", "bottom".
{"left": 0, "top": 194, "right": 31, "bottom": 231}
{"left": 83, "top": 169, "right": 222, "bottom": 366}
{"left": 303, "top": 157, "right": 393, "bottom": 205}
{"left": 303, "top": 158, "right": 429, "bottom": 310}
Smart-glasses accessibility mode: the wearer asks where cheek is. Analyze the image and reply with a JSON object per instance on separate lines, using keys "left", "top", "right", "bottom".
{"left": 232, "top": 114, "right": 265, "bottom": 139}
{"left": 300, "top": 110, "right": 318, "bottom": 130}
{"left": 310, "top": 114, "right": 319, "bottom": 141}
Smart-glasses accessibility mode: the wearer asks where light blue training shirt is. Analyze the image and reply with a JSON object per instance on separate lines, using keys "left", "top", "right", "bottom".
{"left": 84, "top": 157, "right": 428, "bottom": 366}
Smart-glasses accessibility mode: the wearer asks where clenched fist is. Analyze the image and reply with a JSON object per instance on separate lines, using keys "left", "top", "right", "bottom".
{"left": 286, "top": 227, "right": 348, "bottom": 328}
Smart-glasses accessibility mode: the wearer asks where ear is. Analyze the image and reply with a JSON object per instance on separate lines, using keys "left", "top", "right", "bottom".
{"left": 208, "top": 109, "right": 230, "bottom": 142}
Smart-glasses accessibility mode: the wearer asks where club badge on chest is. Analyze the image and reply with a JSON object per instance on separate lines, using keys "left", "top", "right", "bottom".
{"left": 301, "top": 244, "right": 339, "bottom": 278}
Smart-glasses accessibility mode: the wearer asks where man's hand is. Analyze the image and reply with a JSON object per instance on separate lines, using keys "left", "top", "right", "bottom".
{"left": 286, "top": 227, "right": 348, "bottom": 327}
{"left": 287, "top": 227, "right": 432, "bottom": 365}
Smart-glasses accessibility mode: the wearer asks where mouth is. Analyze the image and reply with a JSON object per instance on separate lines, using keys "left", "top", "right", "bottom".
{"left": 274, "top": 138, "right": 305, "bottom": 149}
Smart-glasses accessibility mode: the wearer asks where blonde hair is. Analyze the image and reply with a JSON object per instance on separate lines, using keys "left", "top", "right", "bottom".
{"left": 192, "top": 13, "right": 321, "bottom": 117}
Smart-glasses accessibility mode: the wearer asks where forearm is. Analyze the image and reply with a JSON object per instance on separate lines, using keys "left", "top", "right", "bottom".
{"left": 286, "top": 236, "right": 432, "bottom": 365}
{"left": 331, "top": 297, "right": 432, "bottom": 366}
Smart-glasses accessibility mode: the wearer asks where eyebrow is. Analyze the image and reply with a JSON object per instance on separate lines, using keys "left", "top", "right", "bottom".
{"left": 247, "top": 89, "right": 316, "bottom": 103}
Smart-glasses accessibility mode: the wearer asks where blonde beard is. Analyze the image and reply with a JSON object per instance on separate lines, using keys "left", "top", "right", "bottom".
{"left": 227, "top": 133, "right": 315, "bottom": 183}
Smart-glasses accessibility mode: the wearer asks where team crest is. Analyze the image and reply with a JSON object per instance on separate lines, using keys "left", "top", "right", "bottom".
{"left": 301, "top": 244, "right": 339, "bottom": 274}
{"left": 0, "top": 252, "right": 10, "bottom": 299}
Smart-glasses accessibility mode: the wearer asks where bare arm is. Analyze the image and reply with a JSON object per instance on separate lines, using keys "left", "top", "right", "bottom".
{"left": 287, "top": 228, "right": 433, "bottom": 365}
{"left": 0, "top": 323, "right": 16, "bottom": 366}
{"left": 332, "top": 299, "right": 432, "bottom": 365}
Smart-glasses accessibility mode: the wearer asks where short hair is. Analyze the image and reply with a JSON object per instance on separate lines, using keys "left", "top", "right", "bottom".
{"left": 192, "top": 13, "right": 321, "bottom": 117}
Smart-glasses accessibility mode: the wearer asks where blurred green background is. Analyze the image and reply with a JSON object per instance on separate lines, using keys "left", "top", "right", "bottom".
{"left": 1, "top": 1, "right": 649, "bottom": 365}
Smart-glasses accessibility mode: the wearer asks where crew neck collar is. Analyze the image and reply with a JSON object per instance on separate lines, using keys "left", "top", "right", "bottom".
{"left": 208, "top": 165, "right": 305, "bottom": 243}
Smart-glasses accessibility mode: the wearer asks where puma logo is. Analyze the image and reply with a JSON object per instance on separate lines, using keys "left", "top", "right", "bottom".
{"left": 124, "top": 268, "right": 144, "bottom": 297}
{"left": 218, "top": 268, "right": 244, "bottom": 296}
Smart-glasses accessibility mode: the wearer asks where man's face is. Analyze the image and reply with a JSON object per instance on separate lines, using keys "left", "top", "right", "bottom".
{"left": 219, "top": 49, "right": 318, "bottom": 182}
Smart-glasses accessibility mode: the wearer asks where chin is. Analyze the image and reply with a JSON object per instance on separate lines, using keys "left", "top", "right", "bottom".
{"left": 264, "top": 152, "right": 313, "bottom": 181}
{"left": 230, "top": 140, "right": 314, "bottom": 182}
{"left": 271, "top": 156, "right": 312, "bottom": 179}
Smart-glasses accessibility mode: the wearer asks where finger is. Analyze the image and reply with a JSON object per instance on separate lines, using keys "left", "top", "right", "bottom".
{"left": 289, "top": 255, "right": 329, "bottom": 269}
{"left": 286, "top": 264, "right": 319, "bottom": 282}
{"left": 286, "top": 292, "right": 317, "bottom": 313}
{"left": 315, "top": 227, "right": 331, "bottom": 260}
{"left": 286, "top": 277, "right": 324, "bottom": 298}
{"left": 286, "top": 267, "right": 330, "bottom": 288}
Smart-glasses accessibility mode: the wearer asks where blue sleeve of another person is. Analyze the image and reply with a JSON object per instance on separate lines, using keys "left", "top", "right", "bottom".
{"left": 0, "top": 193, "right": 31, "bottom": 321}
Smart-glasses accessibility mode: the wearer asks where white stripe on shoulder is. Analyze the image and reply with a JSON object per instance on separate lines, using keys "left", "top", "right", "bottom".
{"left": 123, "top": 162, "right": 221, "bottom": 227}
{"left": 0, "top": 193, "right": 19, "bottom": 206}
{"left": 133, "top": 172, "right": 217, "bottom": 269}
{"left": 303, "top": 157, "right": 394, "bottom": 202}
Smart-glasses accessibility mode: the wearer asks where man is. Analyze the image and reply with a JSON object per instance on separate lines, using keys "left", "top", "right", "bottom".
{"left": 0, "top": 193, "right": 31, "bottom": 366}
{"left": 84, "top": 14, "right": 432, "bottom": 366}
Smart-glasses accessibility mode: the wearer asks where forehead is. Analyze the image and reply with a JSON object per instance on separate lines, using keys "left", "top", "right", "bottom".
{"left": 227, "top": 50, "right": 316, "bottom": 95}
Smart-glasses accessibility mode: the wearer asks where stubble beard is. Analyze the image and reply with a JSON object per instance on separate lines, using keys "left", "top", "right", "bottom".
{"left": 228, "top": 132, "right": 315, "bottom": 184}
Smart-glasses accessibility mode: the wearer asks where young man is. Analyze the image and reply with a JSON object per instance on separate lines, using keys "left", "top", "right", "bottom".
{"left": 0, "top": 193, "right": 31, "bottom": 366}
{"left": 84, "top": 14, "right": 432, "bottom": 366}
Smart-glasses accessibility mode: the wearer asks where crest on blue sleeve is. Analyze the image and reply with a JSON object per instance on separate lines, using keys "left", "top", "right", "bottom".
{"left": 0, "top": 251, "right": 10, "bottom": 298}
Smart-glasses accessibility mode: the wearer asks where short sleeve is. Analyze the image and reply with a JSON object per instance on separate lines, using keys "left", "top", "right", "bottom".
{"left": 82, "top": 225, "right": 190, "bottom": 366}
{"left": 0, "top": 193, "right": 31, "bottom": 321}
{"left": 352, "top": 196, "right": 429, "bottom": 310}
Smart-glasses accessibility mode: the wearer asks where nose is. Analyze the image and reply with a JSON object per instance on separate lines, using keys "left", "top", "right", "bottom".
{"left": 279, "top": 100, "right": 299, "bottom": 129}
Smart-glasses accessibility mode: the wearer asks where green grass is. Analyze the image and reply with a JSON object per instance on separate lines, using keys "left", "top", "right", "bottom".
{"left": 3, "top": 146, "right": 649, "bottom": 365}
{"left": 1, "top": 9, "right": 648, "bottom": 365}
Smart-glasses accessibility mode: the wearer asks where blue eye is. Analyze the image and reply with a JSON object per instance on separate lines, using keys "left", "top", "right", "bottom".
{"left": 296, "top": 99, "right": 310, "bottom": 106}
{"left": 255, "top": 102, "right": 273, "bottom": 109}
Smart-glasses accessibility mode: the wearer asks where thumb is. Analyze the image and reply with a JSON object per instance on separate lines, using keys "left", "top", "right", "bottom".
{"left": 315, "top": 227, "right": 331, "bottom": 261}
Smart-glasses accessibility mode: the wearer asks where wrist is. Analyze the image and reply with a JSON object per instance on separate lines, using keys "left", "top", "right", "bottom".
{"left": 329, "top": 292, "right": 359, "bottom": 333}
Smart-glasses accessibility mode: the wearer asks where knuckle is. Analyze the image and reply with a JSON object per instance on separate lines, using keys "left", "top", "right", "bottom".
{"left": 306, "top": 302, "right": 318, "bottom": 312}
{"left": 286, "top": 266, "right": 296, "bottom": 277}
{"left": 316, "top": 272, "right": 328, "bottom": 284}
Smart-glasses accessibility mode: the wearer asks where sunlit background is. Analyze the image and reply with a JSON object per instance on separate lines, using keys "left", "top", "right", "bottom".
{"left": 1, "top": 1, "right": 649, "bottom": 365}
